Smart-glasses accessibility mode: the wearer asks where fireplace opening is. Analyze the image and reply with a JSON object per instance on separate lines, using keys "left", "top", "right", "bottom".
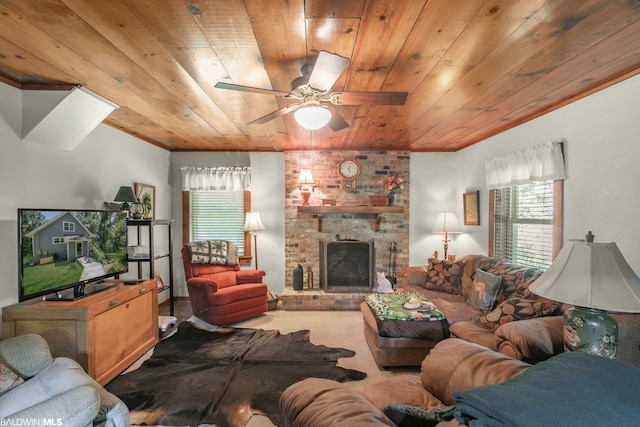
{"left": 319, "top": 239, "right": 374, "bottom": 292}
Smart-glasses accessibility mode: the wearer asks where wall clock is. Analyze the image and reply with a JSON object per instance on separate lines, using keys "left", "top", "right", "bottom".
{"left": 338, "top": 159, "right": 360, "bottom": 192}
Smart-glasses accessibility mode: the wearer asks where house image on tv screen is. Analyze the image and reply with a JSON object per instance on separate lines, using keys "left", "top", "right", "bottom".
{"left": 26, "top": 212, "right": 93, "bottom": 265}
{"left": 21, "top": 210, "right": 128, "bottom": 297}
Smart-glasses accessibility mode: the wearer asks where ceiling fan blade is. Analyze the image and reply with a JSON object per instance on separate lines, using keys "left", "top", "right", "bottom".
{"left": 308, "top": 51, "right": 350, "bottom": 91}
{"left": 214, "top": 82, "right": 290, "bottom": 97}
{"left": 333, "top": 91, "right": 408, "bottom": 105}
{"left": 249, "top": 104, "right": 302, "bottom": 125}
{"left": 327, "top": 110, "right": 350, "bottom": 132}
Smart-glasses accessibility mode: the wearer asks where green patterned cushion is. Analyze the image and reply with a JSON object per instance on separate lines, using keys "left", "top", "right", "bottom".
{"left": 366, "top": 293, "right": 445, "bottom": 321}
{"left": 383, "top": 404, "right": 457, "bottom": 427}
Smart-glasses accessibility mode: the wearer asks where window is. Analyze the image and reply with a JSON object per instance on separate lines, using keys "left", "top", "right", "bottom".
{"left": 490, "top": 180, "right": 562, "bottom": 269}
{"left": 52, "top": 237, "right": 64, "bottom": 245}
{"left": 63, "top": 221, "right": 75, "bottom": 232}
{"left": 183, "top": 190, "right": 251, "bottom": 264}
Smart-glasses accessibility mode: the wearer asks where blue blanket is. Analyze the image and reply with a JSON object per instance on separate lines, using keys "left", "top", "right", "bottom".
{"left": 454, "top": 352, "right": 640, "bottom": 427}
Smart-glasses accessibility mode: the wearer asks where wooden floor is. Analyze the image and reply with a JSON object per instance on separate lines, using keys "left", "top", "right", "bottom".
{"left": 159, "top": 296, "right": 192, "bottom": 323}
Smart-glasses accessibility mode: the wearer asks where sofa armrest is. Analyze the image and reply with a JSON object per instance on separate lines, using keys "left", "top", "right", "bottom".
{"left": 399, "top": 266, "right": 428, "bottom": 289}
{"left": 421, "top": 338, "right": 530, "bottom": 406}
{"left": 495, "top": 316, "right": 564, "bottom": 363}
{"left": 280, "top": 378, "right": 395, "bottom": 427}
{"left": 0, "top": 334, "right": 53, "bottom": 378}
{"left": 5, "top": 385, "right": 100, "bottom": 426}
{"left": 186, "top": 277, "right": 219, "bottom": 292}
{"left": 236, "top": 269, "right": 266, "bottom": 284}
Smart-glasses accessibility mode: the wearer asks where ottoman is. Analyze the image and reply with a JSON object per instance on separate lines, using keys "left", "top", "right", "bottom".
{"left": 361, "top": 301, "right": 449, "bottom": 368}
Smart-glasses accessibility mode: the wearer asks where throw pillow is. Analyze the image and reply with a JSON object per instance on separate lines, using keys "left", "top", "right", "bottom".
{"left": 383, "top": 404, "right": 457, "bottom": 427}
{"left": 475, "top": 296, "right": 563, "bottom": 331}
{"left": 0, "top": 363, "right": 24, "bottom": 396}
{"left": 466, "top": 269, "right": 502, "bottom": 312}
{"left": 424, "top": 259, "right": 464, "bottom": 294}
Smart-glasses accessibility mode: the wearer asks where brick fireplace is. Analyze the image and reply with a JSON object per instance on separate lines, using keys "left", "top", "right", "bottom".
{"left": 283, "top": 150, "right": 410, "bottom": 309}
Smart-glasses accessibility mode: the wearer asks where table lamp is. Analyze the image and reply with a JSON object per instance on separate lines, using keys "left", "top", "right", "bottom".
{"left": 296, "top": 169, "right": 316, "bottom": 206}
{"left": 529, "top": 232, "right": 640, "bottom": 358}
{"left": 243, "top": 211, "right": 265, "bottom": 269}
{"left": 114, "top": 186, "right": 141, "bottom": 217}
{"left": 432, "top": 211, "right": 463, "bottom": 259}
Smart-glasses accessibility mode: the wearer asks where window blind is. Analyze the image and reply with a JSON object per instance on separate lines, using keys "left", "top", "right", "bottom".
{"left": 189, "top": 191, "right": 245, "bottom": 253}
{"left": 493, "top": 180, "right": 554, "bottom": 269}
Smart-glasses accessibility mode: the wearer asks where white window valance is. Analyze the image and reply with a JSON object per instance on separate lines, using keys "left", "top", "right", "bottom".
{"left": 485, "top": 141, "right": 566, "bottom": 189}
{"left": 181, "top": 167, "right": 251, "bottom": 191}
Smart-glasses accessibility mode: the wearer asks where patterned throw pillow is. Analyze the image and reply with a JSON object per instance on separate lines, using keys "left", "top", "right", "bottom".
{"left": 0, "top": 363, "right": 24, "bottom": 396}
{"left": 424, "top": 259, "right": 463, "bottom": 295}
{"left": 466, "top": 269, "right": 502, "bottom": 312}
{"left": 474, "top": 296, "right": 563, "bottom": 331}
{"left": 186, "top": 240, "right": 239, "bottom": 265}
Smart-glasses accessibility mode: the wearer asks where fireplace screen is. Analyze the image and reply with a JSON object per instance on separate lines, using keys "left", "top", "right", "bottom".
{"left": 319, "top": 240, "right": 374, "bottom": 292}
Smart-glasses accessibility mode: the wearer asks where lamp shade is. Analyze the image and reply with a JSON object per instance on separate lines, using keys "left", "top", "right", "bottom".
{"left": 432, "top": 211, "right": 463, "bottom": 234}
{"left": 114, "top": 186, "right": 138, "bottom": 203}
{"left": 529, "top": 239, "right": 640, "bottom": 313}
{"left": 297, "top": 168, "right": 316, "bottom": 187}
{"left": 243, "top": 211, "right": 265, "bottom": 232}
{"left": 294, "top": 106, "right": 331, "bottom": 130}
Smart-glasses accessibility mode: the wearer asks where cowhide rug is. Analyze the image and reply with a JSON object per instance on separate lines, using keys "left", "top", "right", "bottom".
{"left": 106, "top": 321, "right": 366, "bottom": 426}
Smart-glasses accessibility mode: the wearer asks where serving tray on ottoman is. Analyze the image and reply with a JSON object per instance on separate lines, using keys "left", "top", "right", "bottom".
{"left": 361, "top": 293, "right": 450, "bottom": 368}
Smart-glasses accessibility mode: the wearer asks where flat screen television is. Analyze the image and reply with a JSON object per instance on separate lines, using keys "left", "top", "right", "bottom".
{"left": 18, "top": 208, "right": 128, "bottom": 301}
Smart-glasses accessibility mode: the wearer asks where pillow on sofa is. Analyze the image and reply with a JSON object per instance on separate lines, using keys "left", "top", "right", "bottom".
{"left": 0, "top": 363, "right": 24, "bottom": 396}
{"left": 466, "top": 269, "right": 502, "bottom": 312}
{"left": 383, "top": 404, "right": 456, "bottom": 427}
{"left": 484, "top": 262, "right": 544, "bottom": 305}
{"left": 474, "top": 296, "right": 563, "bottom": 331}
{"left": 424, "top": 259, "right": 464, "bottom": 294}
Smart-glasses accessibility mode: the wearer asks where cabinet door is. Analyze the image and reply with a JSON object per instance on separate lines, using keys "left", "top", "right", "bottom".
{"left": 93, "top": 290, "right": 157, "bottom": 384}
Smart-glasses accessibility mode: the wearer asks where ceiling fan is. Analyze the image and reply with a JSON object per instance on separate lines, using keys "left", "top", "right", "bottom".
{"left": 214, "top": 51, "right": 408, "bottom": 131}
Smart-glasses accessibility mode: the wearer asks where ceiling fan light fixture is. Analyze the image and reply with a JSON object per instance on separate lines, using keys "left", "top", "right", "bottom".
{"left": 294, "top": 106, "right": 332, "bottom": 130}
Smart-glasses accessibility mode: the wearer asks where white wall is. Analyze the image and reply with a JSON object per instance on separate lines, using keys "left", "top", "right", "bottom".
{"left": 0, "top": 82, "right": 171, "bottom": 310}
{"left": 169, "top": 152, "right": 286, "bottom": 297}
{"left": 410, "top": 73, "right": 640, "bottom": 273}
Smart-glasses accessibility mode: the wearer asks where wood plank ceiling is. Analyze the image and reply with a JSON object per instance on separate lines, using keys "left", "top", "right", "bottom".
{"left": 1, "top": 0, "right": 639, "bottom": 152}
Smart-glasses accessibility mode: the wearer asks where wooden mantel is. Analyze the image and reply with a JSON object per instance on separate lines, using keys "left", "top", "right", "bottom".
{"left": 297, "top": 205, "right": 404, "bottom": 232}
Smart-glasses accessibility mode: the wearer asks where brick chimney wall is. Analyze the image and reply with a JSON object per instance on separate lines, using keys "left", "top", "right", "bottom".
{"left": 284, "top": 150, "right": 410, "bottom": 289}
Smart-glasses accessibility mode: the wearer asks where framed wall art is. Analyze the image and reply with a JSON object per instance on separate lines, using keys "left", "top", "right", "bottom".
{"left": 135, "top": 183, "right": 156, "bottom": 219}
{"left": 463, "top": 191, "right": 480, "bottom": 226}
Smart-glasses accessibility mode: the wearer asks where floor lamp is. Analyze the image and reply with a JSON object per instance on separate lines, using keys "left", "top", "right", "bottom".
{"left": 243, "top": 211, "right": 265, "bottom": 269}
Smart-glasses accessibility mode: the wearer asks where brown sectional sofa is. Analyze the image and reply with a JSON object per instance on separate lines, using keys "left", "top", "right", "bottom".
{"left": 364, "top": 254, "right": 640, "bottom": 367}
{"left": 281, "top": 337, "right": 640, "bottom": 427}
{"left": 280, "top": 338, "right": 530, "bottom": 427}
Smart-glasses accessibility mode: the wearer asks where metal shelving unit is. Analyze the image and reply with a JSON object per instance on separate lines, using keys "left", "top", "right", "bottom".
{"left": 127, "top": 219, "right": 174, "bottom": 316}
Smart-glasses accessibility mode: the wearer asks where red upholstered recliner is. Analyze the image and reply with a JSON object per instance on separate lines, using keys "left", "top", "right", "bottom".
{"left": 181, "top": 243, "right": 268, "bottom": 326}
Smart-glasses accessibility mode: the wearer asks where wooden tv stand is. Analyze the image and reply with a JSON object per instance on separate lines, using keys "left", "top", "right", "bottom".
{"left": 2, "top": 280, "right": 159, "bottom": 385}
